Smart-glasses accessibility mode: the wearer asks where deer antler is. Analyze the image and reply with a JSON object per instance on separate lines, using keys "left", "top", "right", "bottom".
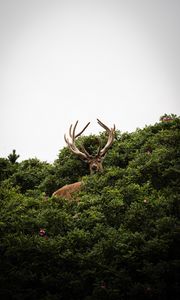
{"left": 64, "top": 119, "right": 116, "bottom": 174}
{"left": 64, "top": 121, "right": 91, "bottom": 160}
{"left": 97, "top": 119, "right": 116, "bottom": 157}
{"left": 53, "top": 119, "right": 116, "bottom": 199}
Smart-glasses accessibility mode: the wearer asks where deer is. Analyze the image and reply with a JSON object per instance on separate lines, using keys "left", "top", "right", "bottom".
{"left": 52, "top": 119, "right": 116, "bottom": 199}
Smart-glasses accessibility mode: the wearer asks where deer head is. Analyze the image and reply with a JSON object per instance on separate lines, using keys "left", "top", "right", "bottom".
{"left": 64, "top": 119, "right": 116, "bottom": 174}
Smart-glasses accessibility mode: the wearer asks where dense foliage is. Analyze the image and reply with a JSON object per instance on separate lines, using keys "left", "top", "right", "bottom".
{"left": 0, "top": 114, "right": 179, "bottom": 300}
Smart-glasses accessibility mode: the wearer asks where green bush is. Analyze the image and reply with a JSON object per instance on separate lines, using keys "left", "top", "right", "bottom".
{"left": 0, "top": 115, "right": 179, "bottom": 299}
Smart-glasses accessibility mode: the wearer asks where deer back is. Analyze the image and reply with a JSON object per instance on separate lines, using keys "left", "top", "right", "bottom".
{"left": 52, "top": 181, "right": 82, "bottom": 200}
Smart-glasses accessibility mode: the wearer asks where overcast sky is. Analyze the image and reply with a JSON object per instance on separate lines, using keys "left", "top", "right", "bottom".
{"left": 0, "top": 0, "right": 180, "bottom": 162}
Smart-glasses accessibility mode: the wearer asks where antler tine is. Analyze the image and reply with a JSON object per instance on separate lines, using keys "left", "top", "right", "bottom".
{"left": 72, "top": 121, "right": 78, "bottom": 139}
{"left": 69, "top": 124, "right": 72, "bottom": 138}
{"left": 64, "top": 132, "right": 72, "bottom": 145}
{"left": 97, "top": 118, "right": 110, "bottom": 132}
{"left": 80, "top": 145, "right": 92, "bottom": 158}
{"left": 97, "top": 118, "right": 116, "bottom": 132}
{"left": 97, "top": 119, "right": 116, "bottom": 157}
{"left": 75, "top": 121, "right": 90, "bottom": 138}
{"left": 64, "top": 133, "right": 68, "bottom": 144}
{"left": 69, "top": 121, "right": 90, "bottom": 139}
{"left": 64, "top": 134, "right": 72, "bottom": 151}
{"left": 64, "top": 121, "right": 91, "bottom": 160}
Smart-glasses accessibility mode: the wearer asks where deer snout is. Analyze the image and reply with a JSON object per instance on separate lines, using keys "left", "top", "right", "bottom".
{"left": 91, "top": 163, "right": 100, "bottom": 173}
{"left": 92, "top": 164, "right": 98, "bottom": 170}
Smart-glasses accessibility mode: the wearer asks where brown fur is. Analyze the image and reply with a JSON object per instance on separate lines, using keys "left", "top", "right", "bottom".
{"left": 52, "top": 181, "right": 82, "bottom": 200}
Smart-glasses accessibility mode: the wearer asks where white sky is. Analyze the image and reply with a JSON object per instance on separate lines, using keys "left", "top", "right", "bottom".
{"left": 0, "top": 0, "right": 180, "bottom": 162}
